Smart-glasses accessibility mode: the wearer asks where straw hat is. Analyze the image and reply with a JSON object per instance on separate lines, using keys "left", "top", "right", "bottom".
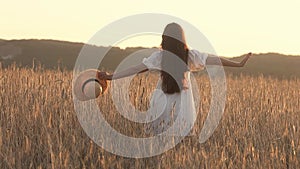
{"left": 73, "top": 69, "right": 108, "bottom": 101}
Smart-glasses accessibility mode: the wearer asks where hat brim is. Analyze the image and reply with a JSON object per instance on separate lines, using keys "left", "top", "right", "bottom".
{"left": 73, "top": 69, "right": 107, "bottom": 101}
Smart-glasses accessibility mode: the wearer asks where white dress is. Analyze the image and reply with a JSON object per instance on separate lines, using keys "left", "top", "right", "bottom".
{"left": 142, "top": 49, "right": 208, "bottom": 136}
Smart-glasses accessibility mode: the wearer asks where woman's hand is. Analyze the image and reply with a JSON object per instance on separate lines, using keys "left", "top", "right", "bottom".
{"left": 97, "top": 71, "right": 112, "bottom": 80}
{"left": 239, "top": 52, "right": 252, "bottom": 67}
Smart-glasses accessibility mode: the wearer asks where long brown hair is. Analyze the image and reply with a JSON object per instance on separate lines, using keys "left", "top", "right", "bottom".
{"left": 161, "top": 23, "right": 189, "bottom": 94}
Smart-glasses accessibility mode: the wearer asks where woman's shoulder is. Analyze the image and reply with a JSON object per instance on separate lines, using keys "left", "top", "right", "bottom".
{"left": 142, "top": 49, "right": 163, "bottom": 70}
{"left": 188, "top": 49, "right": 208, "bottom": 58}
{"left": 188, "top": 49, "right": 207, "bottom": 57}
{"left": 148, "top": 49, "right": 163, "bottom": 60}
{"left": 188, "top": 49, "right": 208, "bottom": 69}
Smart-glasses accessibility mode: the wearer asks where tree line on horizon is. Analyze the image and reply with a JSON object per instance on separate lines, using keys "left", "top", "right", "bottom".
{"left": 0, "top": 39, "right": 299, "bottom": 79}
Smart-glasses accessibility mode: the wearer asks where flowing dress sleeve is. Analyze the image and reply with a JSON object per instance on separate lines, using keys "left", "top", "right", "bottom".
{"left": 142, "top": 51, "right": 162, "bottom": 70}
{"left": 188, "top": 49, "right": 208, "bottom": 71}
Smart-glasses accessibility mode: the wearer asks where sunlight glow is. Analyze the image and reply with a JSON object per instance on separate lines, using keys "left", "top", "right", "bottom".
{"left": 1, "top": 0, "right": 300, "bottom": 56}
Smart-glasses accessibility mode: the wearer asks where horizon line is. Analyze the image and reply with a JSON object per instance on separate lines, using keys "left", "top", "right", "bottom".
{"left": 1, "top": 38, "right": 300, "bottom": 57}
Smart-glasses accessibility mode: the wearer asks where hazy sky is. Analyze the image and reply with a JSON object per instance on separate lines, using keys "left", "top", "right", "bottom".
{"left": 1, "top": 0, "right": 300, "bottom": 56}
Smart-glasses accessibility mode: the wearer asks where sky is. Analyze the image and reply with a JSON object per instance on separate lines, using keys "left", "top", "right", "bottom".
{"left": 1, "top": 0, "right": 300, "bottom": 56}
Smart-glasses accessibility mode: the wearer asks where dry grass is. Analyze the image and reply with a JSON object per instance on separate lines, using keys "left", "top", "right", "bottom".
{"left": 0, "top": 65, "right": 299, "bottom": 168}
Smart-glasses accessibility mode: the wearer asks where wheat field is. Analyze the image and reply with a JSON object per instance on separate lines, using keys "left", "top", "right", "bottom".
{"left": 0, "top": 65, "right": 299, "bottom": 169}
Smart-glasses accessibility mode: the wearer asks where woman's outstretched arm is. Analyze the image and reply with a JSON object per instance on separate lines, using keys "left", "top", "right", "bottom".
{"left": 98, "top": 63, "right": 148, "bottom": 80}
{"left": 206, "top": 53, "right": 252, "bottom": 67}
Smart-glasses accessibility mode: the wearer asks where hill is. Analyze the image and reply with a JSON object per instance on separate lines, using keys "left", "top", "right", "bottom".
{"left": 0, "top": 39, "right": 299, "bottom": 78}
{"left": 225, "top": 53, "right": 300, "bottom": 79}
{"left": 0, "top": 39, "right": 152, "bottom": 71}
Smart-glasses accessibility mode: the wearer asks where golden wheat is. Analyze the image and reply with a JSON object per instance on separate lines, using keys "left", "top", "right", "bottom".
{"left": 0, "top": 65, "right": 299, "bottom": 168}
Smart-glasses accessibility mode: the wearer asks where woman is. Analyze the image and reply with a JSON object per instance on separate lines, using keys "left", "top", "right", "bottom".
{"left": 98, "top": 23, "right": 251, "bottom": 135}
